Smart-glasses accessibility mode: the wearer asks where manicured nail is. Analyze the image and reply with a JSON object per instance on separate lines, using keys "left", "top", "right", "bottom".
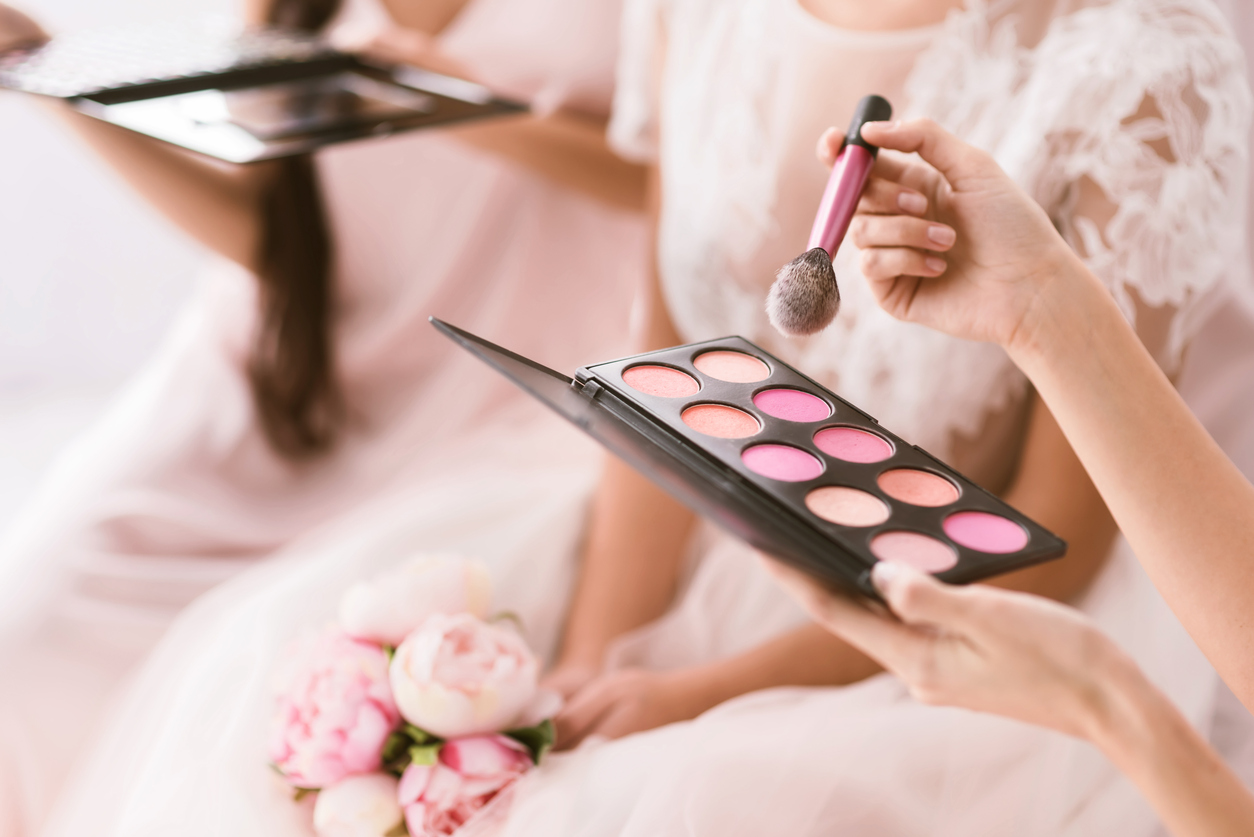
{"left": 871, "top": 561, "right": 900, "bottom": 594}
{"left": 925, "top": 257, "right": 947, "bottom": 274}
{"left": 898, "top": 192, "right": 927, "bottom": 215}
{"left": 927, "top": 225, "right": 955, "bottom": 246}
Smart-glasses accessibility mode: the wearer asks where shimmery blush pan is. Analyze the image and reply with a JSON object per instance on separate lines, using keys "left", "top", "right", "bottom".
{"left": 435, "top": 320, "right": 1068, "bottom": 600}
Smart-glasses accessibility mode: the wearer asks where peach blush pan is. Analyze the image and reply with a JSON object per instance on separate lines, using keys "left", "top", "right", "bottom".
{"left": 813, "top": 426, "right": 893, "bottom": 464}
{"left": 753, "top": 388, "right": 831, "bottom": 423}
{"left": 693, "top": 351, "right": 770, "bottom": 383}
{"left": 805, "top": 486, "right": 890, "bottom": 527}
{"left": 621, "top": 365, "right": 699, "bottom": 398}
{"left": 870, "top": 532, "right": 958, "bottom": 573}
{"left": 681, "top": 404, "right": 760, "bottom": 439}
{"left": 877, "top": 468, "right": 959, "bottom": 507}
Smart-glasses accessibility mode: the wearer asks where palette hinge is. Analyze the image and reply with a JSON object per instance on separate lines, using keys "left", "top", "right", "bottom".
{"left": 574, "top": 377, "right": 603, "bottom": 399}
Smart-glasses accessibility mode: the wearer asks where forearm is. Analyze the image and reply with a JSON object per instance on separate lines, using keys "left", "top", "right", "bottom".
{"left": 447, "top": 111, "right": 647, "bottom": 213}
{"left": 41, "top": 98, "right": 270, "bottom": 268}
{"left": 1010, "top": 255, "right": 1254, "bottom": 703}
{"left": 1088, "top": 659, "right": 1254, "bottom": 837}
{"left": 682, "top": 624, "right": 883, "bottom": 713}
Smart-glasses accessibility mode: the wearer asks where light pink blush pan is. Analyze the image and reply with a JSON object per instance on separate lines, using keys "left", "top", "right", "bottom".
{"left": 741, "top": 444, "right": 824, "bottom": 482}
{"left": 870, "top": 532, "right": 958, "bottom": 573}
{"left": 622, "top": 365, "right": 700, "bottom": 398}
{"left": 813, "top": 426, "right": 893, "bottom": 463}
{"left": 682, "top": 404, "right": 760, "bottom": 439}
{"left": 806, "top": 486, "right": 890, "bottom": 527}
{"left": 944, "top": 511, "right": 1029, "bottom": 554}
{"left": 753, "top": 389, "right": 831, "bottom": 423}
{"left": 693, "top": 351, "right": 771, "bottom": 383}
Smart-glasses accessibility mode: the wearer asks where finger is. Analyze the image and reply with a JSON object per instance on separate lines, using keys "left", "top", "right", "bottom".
{"left": 552, "top": 680, "right": 618, "bottom": 750}
{"left": 816, "top": 126, "right": 844, "bottom": 167}
{"left": 861, "top": 118, "right": 994, "bottom": 184}
{"left": 850, "top": 215, "right": 955, "bottom": 252}
{"left": 871, "top": 562, "right": 979, "bottom": 631}
{"left": 857, "top": 177, "right": 929, "bottom": 217}
{"left": 761, "top": 558, "right": 935, "bottom": 674}
{"left": 859, "top": 247, "right": 947, "bottom": 283}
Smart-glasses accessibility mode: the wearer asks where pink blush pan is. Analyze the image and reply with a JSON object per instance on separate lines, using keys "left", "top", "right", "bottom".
{"left": 753, "top": 389, "right": 831, "bottom": 423}
{"left": 813, "top": 426, "right": 893, "bottom": 463}
{"left": 622, "top": 365, "right": 699, "bottom": 398}
{"left": 682, "top": 404, "right": 760, "bottom": 439}
{"left": 870, "top": 531, "right": 958, "bottom": 573}
{"left": 806, "top": 486, "right": 889, "bottom": 527}
{"left": 742, "top": 444, "right": 824, "bottom": 482}
{"left": 944, "top": 511, "right": 1028, "bottom": 554}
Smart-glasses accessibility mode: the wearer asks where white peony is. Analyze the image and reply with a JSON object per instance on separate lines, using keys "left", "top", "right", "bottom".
{"left": 339, "top": 554, "right": 492, "bottom": 647}
{"left": 312, "top": 773, "right": 404, "bottom": 837}
{"left": 388, "top": 613, "right": 539, "bottom": 739}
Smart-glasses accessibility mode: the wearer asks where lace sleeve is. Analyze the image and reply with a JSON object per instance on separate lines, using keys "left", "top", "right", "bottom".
{"left": 1031, "top": 0, "right": 1252, "bottom": 369}
{"left": 607, "top": 0, "right": 668, "bottom": 163}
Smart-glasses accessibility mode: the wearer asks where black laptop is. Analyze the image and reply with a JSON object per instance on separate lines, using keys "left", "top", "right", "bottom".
{"left": 0, "top": 17, "right": 525, "bottom": 163}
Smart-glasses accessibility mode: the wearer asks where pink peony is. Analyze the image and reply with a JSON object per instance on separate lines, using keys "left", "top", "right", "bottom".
{"left": 270, "top": 628, "right": 401, "bottom": 788}
{"left": 339, "top": 554, "right": 492, "bottom": 647}
{"left": 398, "top": 736, "right": 532, "bottom": 836}
{"left": 388, "top": 613, "right": 539, "bottom": 739}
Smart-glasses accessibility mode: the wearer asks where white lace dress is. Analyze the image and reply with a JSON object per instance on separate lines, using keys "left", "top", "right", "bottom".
{"left": 36, "top": 1, "right": 1254, "bottom": 835}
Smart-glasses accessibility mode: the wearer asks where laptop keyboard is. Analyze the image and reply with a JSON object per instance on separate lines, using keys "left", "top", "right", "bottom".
{"left": 0, "top": 18, "right": 340, "bottom": 99}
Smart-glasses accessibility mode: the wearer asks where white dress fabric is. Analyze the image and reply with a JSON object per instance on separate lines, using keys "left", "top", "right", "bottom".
{"left": 29, "top": 0, "right": 1254, "bottom": 835}
{"left": 0, "top": 0, "right": 645, "bottom": 833}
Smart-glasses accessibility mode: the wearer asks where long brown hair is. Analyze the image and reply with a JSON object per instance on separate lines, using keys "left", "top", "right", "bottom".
{"left": 250, "top": 0, "right": 344, "bottom": 459}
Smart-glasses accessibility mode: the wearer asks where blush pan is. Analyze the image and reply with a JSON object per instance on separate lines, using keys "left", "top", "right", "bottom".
{"left": 694, "top": 351, "right": 770, "bottom": 383}
{"left": 622, "top": 365, "right": 699, "bottom": 398}
{"left": 682, "top": 404, "right": 759, "bottom": 439}
{"left": 754, "top": 389, "right": 831, "bottom": 423}
{"left": 435, "top": 319, "right": 1067, "bottom": 601}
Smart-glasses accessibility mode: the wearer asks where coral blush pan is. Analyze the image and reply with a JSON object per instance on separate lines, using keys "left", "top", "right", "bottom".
{"left": 434, "top": 320, "right": 1067, "bottom": 600}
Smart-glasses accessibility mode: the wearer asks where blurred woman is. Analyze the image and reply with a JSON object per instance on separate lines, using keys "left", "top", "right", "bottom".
{"left": 0, "top": 0, "right": 646, "bottom": 832}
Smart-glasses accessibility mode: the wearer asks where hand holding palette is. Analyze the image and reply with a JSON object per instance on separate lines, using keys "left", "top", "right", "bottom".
{"left": 432, "top": 319, "right": 1065, "bottom": 598}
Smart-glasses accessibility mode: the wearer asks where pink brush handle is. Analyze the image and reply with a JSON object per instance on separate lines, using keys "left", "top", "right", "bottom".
{"left": 807, "top": 143, "right": 875, "bottom": 257}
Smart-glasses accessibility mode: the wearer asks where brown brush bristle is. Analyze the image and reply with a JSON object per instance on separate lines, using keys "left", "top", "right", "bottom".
{"left": 766, "top": 248, "right": 840, "bottom": 336}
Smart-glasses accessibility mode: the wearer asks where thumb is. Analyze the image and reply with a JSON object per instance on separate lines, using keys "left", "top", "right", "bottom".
{"left": 871, "top": 561, "right": 976, "bottom": 630}
{"left": 860, "top": 118, "right": 995, "bottom": 185}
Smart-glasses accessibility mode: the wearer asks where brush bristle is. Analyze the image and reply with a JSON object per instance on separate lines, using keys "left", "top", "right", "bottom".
{"left": 766, "top": 248, "right": 840, "bottom": 336}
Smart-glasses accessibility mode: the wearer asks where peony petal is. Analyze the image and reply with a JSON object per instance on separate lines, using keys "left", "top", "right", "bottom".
{"left": 397, "top": 763, "right": 433, "bottom": 807}
{"left": 439, "top": 736, "right": 529, "bottom": 778}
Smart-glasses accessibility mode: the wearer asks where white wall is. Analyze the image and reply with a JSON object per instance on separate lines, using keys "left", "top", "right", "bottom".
{"left": 0, "top": 0, "right": 232, "bottom": 537}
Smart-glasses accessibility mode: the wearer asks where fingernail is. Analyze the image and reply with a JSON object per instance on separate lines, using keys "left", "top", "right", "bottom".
{"left": 898, "top": 192, "right": 927, "bottom": 214}
{"left": 871, "top": 561, "right": 900, "bottom": 594}
{"left": 927, "top": 225, "right": 955, "bottom": 246}
{"left": 925, "top": 257, "right": 947, "bottom": 273}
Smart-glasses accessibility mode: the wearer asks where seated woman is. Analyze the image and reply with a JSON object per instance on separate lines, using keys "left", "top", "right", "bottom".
{"left": 767, "top": 116, "right": 1254, "bottom": 837}
{"left": 0, "top": 0, "right": 646, "bottom": 833}
{"left": 23, "top": 0, "right": 1252, "bottom": 835}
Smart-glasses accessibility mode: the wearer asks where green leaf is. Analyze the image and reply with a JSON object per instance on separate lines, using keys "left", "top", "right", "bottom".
{"left": 292, "top": 787, "right": 317, "bottom": 802}
{"left": 384, "top": 819, "right": 409, "bottom": 837}
{"left": 403, "top": 724, "right": 433, "bottom": 745}
{"left": 383, "top": 644, "right": 396, "bottom": 664}
{"left": 505, "top": 718, "right": 555, "bottom": 765}
{"left": 489, "top": 611, "right": 525, "bottom": 632}
{"left": 408, "top": 742, "right": 442, "bottom": 766}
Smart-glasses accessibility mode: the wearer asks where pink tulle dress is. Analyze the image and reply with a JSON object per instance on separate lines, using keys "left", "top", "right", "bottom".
{"left": 0, "top": 0, "right": 645, "bottom": 832}
{"left": 18, "top": 1, "right": 1254, "bottom": 836}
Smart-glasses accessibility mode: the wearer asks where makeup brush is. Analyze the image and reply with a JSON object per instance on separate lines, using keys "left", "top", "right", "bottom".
{"left": 767, "top": 94, "right": 893, "bottom": 336}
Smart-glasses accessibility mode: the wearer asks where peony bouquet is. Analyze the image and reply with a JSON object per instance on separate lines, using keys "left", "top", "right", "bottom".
{"left": 269, "top": 555, "right": 556, "bottom": 837}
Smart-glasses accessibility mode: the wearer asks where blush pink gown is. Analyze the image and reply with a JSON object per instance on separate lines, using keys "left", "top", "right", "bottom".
{"left": 0, "top": 0, "right": 644, "bottom": 833}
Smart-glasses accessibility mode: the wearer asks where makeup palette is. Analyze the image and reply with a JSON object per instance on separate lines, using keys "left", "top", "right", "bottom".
{"left": 433, "top": 319, "right": 1066, "bottom": 598}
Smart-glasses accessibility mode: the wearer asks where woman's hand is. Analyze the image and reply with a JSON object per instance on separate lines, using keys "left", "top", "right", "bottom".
{"left": 764, "top": 557, "right": 1141, "bottom": 741}
{"left": 551, "top": 668, "right": 708, "bottom": 750}
{"left": 0, "top": 4, "right": 48, "bottom": 54}
{"left": 819, "top": 118, "right": 1086, "bottom": 350}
